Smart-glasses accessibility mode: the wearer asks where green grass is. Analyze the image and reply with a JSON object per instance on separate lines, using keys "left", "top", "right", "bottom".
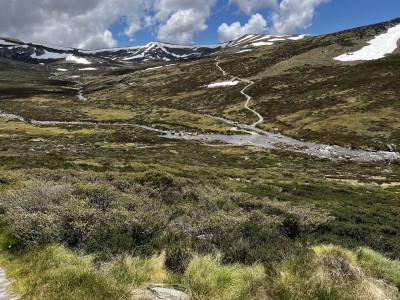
{"left": 357, "top": 247, "right": 400, "bottom": 290}
{"left": 182, "top": 255, "right": 265, "bottom": 300}
{"left": 0, "top": 229, "right": 128, "bottom": 300}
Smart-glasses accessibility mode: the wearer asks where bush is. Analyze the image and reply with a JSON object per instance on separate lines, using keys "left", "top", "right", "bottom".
{"left": 165, "top": 241, "right": 192, "bottom": 274}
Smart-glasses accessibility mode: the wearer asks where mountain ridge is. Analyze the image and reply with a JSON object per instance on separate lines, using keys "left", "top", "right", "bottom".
{"left": 0, "top": 33, "right": 307, "bottom": 64}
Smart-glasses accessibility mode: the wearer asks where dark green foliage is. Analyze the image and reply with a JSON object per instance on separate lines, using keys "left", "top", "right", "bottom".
{"left": 165, "top": 238, "right": 192, "bottom": 274}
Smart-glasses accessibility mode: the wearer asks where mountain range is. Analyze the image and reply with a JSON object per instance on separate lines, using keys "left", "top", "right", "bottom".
{"left": 0, "top": 33, "right": 307, "bottom": 64}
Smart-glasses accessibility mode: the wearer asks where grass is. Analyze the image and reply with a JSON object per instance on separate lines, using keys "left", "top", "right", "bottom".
{"left": 357, "top": 247, "right": 400, "bottom": 290}
{"left": 1, "top": 225, "right": 399, "bottom": 300}
{"left": 184, "top": 255, "right": 265, "bottom": 300}
{"left": 272, "top": 245, "right": 399, "bottom": 300}
{"left": 0, "top": 229, "right": 128, "bottom": 300}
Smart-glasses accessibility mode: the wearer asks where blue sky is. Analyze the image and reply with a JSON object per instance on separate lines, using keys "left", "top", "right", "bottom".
{"left": 114, "top": 0, "right": 400, "bottom": 47}
{"left": 0, "top": 0, "right": 399, "bottom": 49}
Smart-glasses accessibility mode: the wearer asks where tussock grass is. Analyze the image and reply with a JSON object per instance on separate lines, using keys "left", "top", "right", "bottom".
{"left": 272, "top": 245, "right": 399, "bottom": 300}
{"left": 357, "top": 247, "right": 400, "bottom": 289}
{"left": 0, "top": 227, "right": 169, "bottom": 300}
{"left": 106, "top": 252, "right": 168, "bottom": 287}
{"left": 0, "top": 242, "right": 126, "bottom": 299}
{"left": 183, "top": 255, "right": 265, "bottom": 300}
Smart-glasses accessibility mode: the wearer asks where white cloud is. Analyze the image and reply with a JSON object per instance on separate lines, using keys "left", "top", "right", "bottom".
{"left": 0, "top": 0, "right": 328, "bottom": 48}
{"left": 232, "top": 0, "right": 277, "bottom": 15}
{"left": 157, "top": 9, "right": 209, "bottom": 44}
{"left": 154, "top": 0, "right": 216, "bottom": 44}
{"left": 271, "top": 0, "right": 329, "bottom": 34}
{"left": 223, "top": 0, "right": 329, "bottom": 39}
{"left": 218, "top": 13, "right": 267, "bottom": 42}
{"left": 0, "top": 0, "right": 144, "bottom": 49}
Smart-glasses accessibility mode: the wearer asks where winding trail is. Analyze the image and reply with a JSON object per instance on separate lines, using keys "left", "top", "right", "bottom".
{"left": 215, "top": 57, "right": 264, "bottom": 127}
{"left": 0, "top": 62, "right": 399, "bottom": 162}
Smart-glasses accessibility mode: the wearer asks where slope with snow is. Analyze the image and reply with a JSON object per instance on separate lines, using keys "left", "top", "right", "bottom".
{"left": 206, "top": 81, "right": 240, "bottom": 88}
{"left": 227, "top": 34, "right": 306, "bottom": 48}
{"left": 66, "top": 55, "right": 91, "bottom": 64}
{"left": 31, "top": 50, "right": 69, "bottom": 60}
{"left": 335, "top": 24, "right": 400, "bottom": 61}
{"left": 0, "top": 39, "right": 17, "bottom": 46}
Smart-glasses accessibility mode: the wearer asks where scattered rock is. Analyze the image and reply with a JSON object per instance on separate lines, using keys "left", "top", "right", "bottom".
{"left": 149, "top": 287, "right": 189, "bottom": 300}
{"left": 131, "top": 286, "right": 189, "bottom": 300}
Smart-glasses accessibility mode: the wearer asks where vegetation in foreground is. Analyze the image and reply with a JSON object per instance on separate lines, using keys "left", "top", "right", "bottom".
{"left": 0, "top": 167, "right": 399, "bottom": 299}
{"left": 1, "top": 226, "right": 399, "bottom": 300}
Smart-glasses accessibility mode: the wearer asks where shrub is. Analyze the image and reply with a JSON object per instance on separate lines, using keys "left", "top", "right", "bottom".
{"left": 1, "top": 181, "right": 72, "bottom": 244}
{"left": 165, "top": 241, "right": 193, "bottom": 274}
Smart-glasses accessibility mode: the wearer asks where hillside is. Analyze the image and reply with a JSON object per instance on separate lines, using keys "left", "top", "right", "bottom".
{"left": 0, "top": 18, "right": 399, "bottom": 300}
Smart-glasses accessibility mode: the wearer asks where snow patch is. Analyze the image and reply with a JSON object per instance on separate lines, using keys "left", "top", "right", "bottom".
{"left": 287, "top": 35, "right": 306, "bottom": 41}
{"left": 31, "top": 50, "right": 69, "bottom": 59}
{"left": 334, "top": 24, "right": 400, "bottom": 61}
{"left": 206, "top": 81, "right": 240, "bottom": 88}
{"left": 143, "top": 66, "right": 163, "bottom": 71}
{"left": 236, "top": 49, "right": 252, "bottom": 54}
{"left": 66, "top": 55, "right": 91, "bottom": 64}
{"left": 79, "top": 67, "right": 97, "bottom": 71}
{"left": 251, "top": 42, "right": 274, "bottom": 47}
{"left": 56, "top": 68, "right": 68, "bottom": 72}
{"left": 0, "top": 39, "right": 17, "bottom": 46}
{"left": 122, "top": 53, "right": 145, "bottom": 61}
{"left": 34, "top": 43, "right": 74, "bottom": 51}
{"left": 269, "top": 38, "right": 286, "bottom": 42}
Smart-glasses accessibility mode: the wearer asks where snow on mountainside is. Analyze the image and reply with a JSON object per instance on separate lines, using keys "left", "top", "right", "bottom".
{"left": 334, "top": 23, "right": 400, "bottom": 61}
{"left": 1, "top": 19, "right": 400, "bottom": 66}
{"left": 80, "top": 42, "right": 225, "bottom": 62}
{"left": 0, "top": 34, "right": 307, "bottom": 65}
{"left": 0, "top": 38, "right": 226, "bottom": 64}
{"left": 227, "top": 34, "right": 307, "bottom": 48}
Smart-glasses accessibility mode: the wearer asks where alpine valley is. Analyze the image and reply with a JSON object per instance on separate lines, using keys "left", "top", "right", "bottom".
{"left": 0, "top": 18, "right": 399, "bottom": 300}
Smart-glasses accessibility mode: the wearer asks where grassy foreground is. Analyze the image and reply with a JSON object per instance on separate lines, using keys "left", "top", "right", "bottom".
{"left": 0, "top": 164, "right": 399, "bottom": 299}
{"left": 0, "top": 226, "right": 399, "bottom": 300}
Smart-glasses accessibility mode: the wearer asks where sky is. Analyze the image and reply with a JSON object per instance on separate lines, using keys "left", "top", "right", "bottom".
{"left": 0, "top": 0, "right": 399, "bottom": 49}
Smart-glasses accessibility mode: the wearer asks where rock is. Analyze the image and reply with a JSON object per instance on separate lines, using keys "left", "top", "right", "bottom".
{"left": 386, "top": 144, "right": 396, "bottom": 152}
{"left": 149, "top": 287, "right": 189, "bottom": 300}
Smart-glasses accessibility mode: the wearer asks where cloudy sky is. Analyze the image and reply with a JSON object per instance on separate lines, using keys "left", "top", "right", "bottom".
{"left": 0, "top": 0, "right": 399, "bottom": 49}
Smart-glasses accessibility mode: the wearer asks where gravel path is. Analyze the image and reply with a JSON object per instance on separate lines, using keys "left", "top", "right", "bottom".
{"left": 0, "top": 268, "right": 18, "bottom": 300}
{"left": 215, "top": 57, "right": 264, "bottom": 126}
